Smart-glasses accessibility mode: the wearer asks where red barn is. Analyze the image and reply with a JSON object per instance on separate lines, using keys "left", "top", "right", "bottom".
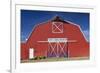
{"left": 21, "top": 16, "right": 89, "bottom": 60}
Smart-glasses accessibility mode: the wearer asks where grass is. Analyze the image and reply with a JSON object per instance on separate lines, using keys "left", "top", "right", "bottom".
{"left": 21, "top": 57, "right": 89, "bottom": 63}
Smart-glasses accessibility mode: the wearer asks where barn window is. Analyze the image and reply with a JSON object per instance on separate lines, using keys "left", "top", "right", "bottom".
{"left": 52, "top": 22, "right": 63, "bottom": 33}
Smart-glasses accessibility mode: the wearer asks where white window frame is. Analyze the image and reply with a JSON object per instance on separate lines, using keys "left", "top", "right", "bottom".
{"left": 52, "top": 22, "right": 63, "bottom": 33}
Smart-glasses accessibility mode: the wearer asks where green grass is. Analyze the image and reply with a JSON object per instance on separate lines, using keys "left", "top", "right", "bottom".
{"left": 21, "top": 57, "right": 89, "bottom": 63}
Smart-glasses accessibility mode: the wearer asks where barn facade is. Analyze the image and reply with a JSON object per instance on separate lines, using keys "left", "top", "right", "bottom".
{"left": 21, "top": 16, "right": 89, "bottom": 60}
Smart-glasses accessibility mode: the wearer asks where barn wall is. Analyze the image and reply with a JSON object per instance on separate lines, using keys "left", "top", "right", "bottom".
{"left": 21, "top": 43, "right": 29, "bottom": 60}
{"left": 21, "top": 20, "right": 89, "bottom": 60}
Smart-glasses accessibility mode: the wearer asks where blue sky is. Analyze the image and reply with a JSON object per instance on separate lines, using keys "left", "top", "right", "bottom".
{"left": 21, "top": 10, "right": 90, "bottom": 42}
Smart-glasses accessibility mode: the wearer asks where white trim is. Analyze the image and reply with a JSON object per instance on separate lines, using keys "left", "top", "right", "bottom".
{"left": 48, "top": 38, "right": 67, "bottom": 43}
{"left": 64, "top": 20, "right": 89, "bottom": 42}
{"left": 48, "top": 42, "right": 67, "bottom": 57}
{"left": 37, "top": 40, "right": 77, "bottom": 43}
{"left": 21, "top": 17, "right": 53, "bottom": 43}
{"left": 22, "top": 15, "right": 65, "bottom": 43}
{"left": 58, "top": 42, "right": 67, "bottom": 57}
{"left": 22, "top": 15, "right": 89, "bottom": 43}
{"left": 48, "top": 43, "right": 58, "bottom": 57}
